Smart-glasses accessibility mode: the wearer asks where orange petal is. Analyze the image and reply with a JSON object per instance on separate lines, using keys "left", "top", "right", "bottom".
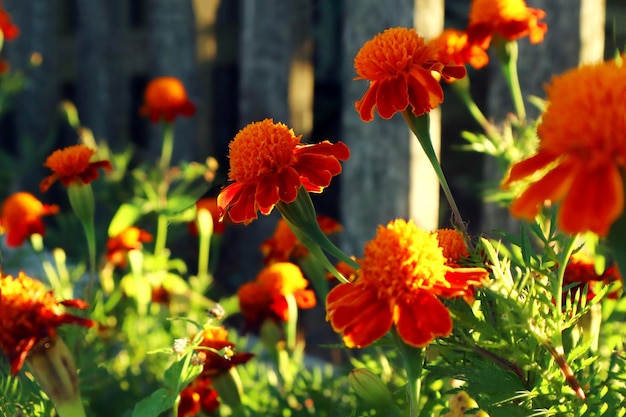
{"left": 502, "top": 151, "right": 558, "bottom": 189}
{"left": 355, "top": 82, "right": 379, "bottom": 122}
{"left": 510, "top": 161, "right": 577, "bottom": 221}
{"left": 326, "top": 283, "right": 392, "bottom": 348}
{"left": 375, "top": 75, "right": 409, "bottom": 119}
{"left": 560, "top": 163, "right": 624, "bottom": 236}
{"left": 394, "top": 291, "right": 452, "bottom": 347}
{"left": 406, "top": 68, "right": 444, "bottom": 116}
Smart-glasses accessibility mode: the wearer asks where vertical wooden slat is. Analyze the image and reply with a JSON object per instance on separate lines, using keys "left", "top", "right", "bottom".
{"left": 75, "top": 1, "right": 130, "bottom": 150}
{"left": 340, "top": 0, "right": 414, "bottom": 256}
{"left": 145, "top": 0, "right": 198, "bottom": 164}
{"left": 3, "top": 0, "right": 60, "bottom": 192}
{"left": 216, "top": 0, "right": 314, "bottom": 286}
{"left": 411, "top": 0, "right": 445, "bottom": 231}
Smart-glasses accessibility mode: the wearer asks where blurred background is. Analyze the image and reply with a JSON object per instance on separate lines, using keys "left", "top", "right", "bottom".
{"left": 0, "top": 0, "right": 623, "bottom": 286}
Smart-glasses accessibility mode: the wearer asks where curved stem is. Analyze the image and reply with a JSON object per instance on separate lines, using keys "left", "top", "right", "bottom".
{"left": 154, "top": 214, "right": 168, "bottom": 256}
{"left": 450, "top": 77, "right": 495, "bottom": 137}
{"left": 159, "top": 122, "right": 175, "bottom": 172}
{"left": 393, "top": 331, "right": 424, "bottom": 417}
{"left": 495, "top": 39, "right": 526, "bottom": 121}
{"left": 402, "top": 111, "right": 471, "bottom": 246}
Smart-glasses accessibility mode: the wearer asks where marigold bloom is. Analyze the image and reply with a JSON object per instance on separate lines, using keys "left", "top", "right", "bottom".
{"left": 218, "top": 119, "right": 349, "bottom": 224}
{"left": 188, "top": 197, "right": 226, "bottom": 236}
{"left": 40, "top": 144, "right": 113, "bottom": 192}
{"left": 502, "top": 58, "right": 626, "bottom": 236}
{"left": 435, "top": 228, "right": 470, "bottom": 267}
{"left": 238, "top": 262, "right": 316, "bottom": 326}
{"left": 0, "top": 192, "right": 59, "bottom": 247}
{"left": 0, "top": 272, "right": 94, "bottom": 374}
{"left": 326, "top": 219, "right": 487, "bottom": 348}
{"left": 196, "top": 326, "right": 254, "bottom": 377}
{"left": 428, "top": 28, "right": 489, "bottom": 70}
{"left": 260, "top": 215, "right": 343, "bottom": 264}
{"left": 0, "top": 6, "right": 19, "bottom": 41}
{"left": 106, "top": 226, "right": 153, "bottom": 268}
{"left": 178, "top": 377, "right": 220, "bottom": 417}
{"left": 139, "top": 76, "right": 196, "bottom": 123}
{"left": 354, "top": 27, "right": 466, "bottom": 122}
{"left": 563, "top": 253, "right": 621, "bottom": 301}
{"left": 467, "top": 0, "right": 547, "bottom": 48}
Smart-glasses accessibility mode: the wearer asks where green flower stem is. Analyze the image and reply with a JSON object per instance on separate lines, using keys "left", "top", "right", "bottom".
{"left": 284, "top": 293, "right": 298, "bottom": 351}
{"left": 401, "top": 110, "right": 470, "bottom": 245}
{"left": 494, "top": 38, "right": 526, "bottom": 121}
{"left": 543, "top": 234, "right": 586, "bottom": 401}
{"left": 154, "top": 122, "right": 175, "bottom": 256}
{"left": 159, "top": 121, "right": 175, "bottom": 172}
{"left": 450, "top": 77, "right": 495, "bottom": 137}
{"left": 154, "top": 214, "right": 169, "bottom": 256}
{"left": 554, "top": 235, "right": 578, "bottom": 328}
{"left": 393, "top": 331, "right": 424, "bottom": 417}
{"left": 67, "top": 183, "right": 97, "bottom": 298}
{"left": 277, "top": 187, "right": 360, "bottom": 272}
{"left": 196, "top": 209, "right": 213, "bottom": 282}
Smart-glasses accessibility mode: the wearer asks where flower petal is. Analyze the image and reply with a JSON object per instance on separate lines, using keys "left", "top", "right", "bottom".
{"left": 326, "top": 283, "right": 393, "bottom": 348}
{"left": 560, "top": 163, "right": 624, "bottom": 236}
{"left": 355, "top": 82, "right": 380, "bottom": 122}
{"left": 376, "top": 76, "right": 409, "bottom": 119}
{"left": 394, "top": 291, "right": 452, "bottom": 347}
{"left": 502, "top": 151, "right": 559, "bottom": 189}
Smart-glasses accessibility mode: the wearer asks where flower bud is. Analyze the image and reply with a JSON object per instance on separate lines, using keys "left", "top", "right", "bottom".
{"left": 26, "top": 337, "right": 87, "bottom": 417}
{"left": 348, "top": 368, "right": 395, "bottom": 409}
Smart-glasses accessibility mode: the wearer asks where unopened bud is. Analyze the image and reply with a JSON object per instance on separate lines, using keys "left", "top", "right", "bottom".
{"left": 26, "top": 337, "right": 87, "bottom": 417}
{"left": 348, "top": 368, "right": 395, "bottom": 408}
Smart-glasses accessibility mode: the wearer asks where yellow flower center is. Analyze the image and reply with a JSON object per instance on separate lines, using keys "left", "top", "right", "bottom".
{"left": 228, "top": 119, "right": 300, "bottom": 183}
{"left": 360, "top": 219, "right": 448, "bottom": 300}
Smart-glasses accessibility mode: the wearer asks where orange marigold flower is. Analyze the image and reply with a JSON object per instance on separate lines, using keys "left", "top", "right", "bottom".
{"left": 428, "top": 28, "right": 489, "bottom": 70}
{"left": 238, "top": 262, "right": 316, "bottom": 326}
{"left": 139, "top": 76, "right": 196, "bottom": 123}
{"left": 188, "top": 197, "right": 226, "bottom": 236}
{"left": 326, "top": 219, "right": 488, "bottom": 348}
{"left": 467, "top": 0, "right": 548, "bottom": 48}
{"left": 106, "top": 226, "right": 153, "bottom": 268}
{"left": 178, "top": 377, "right": 220, "bottom": 417}
{"left": 354, "top": 27, "right": 466, "bottom": 122}
{"left": 435, "top": 228, "right": 469, "bottom": 267}
{"left": 40, "top": 144, "right": 113, "bottom": 192}
{"left": 0, "top": 6, "right": 19, "bottom": 41}
{"left": 260, "top": 215, "right": 343, "bottom": 264}
{"left": 563, "top": 253, "right": 621, "bottom": 302}
{"left": 0, "top": 192, "right": 59, "bottom": 247}
{"left": 196, "top": 326, "right": 254, "bottom": 377}
{"left": 0, "top": 271, "right": 94, "bottom": 374}
{"left": 218, "top": 119, "right": 349, "bottom": 224}
{"left": 502, "top": 57, "right": 626, "bottom": 236}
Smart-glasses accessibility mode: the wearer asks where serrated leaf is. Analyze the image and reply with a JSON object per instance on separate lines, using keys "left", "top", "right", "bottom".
{"left": 520, "top": 222, "right": 533, "bottom": 267}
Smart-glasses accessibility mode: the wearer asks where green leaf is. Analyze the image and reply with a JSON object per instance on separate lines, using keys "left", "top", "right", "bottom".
{"left": 520, "top": 222, "right": 533, "bottom": 267}
{"left": 108, "top": 203, "right": 143, "bottom": 236}
{"left": 131, "top": 388, "right": 176, "bottom": 417}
